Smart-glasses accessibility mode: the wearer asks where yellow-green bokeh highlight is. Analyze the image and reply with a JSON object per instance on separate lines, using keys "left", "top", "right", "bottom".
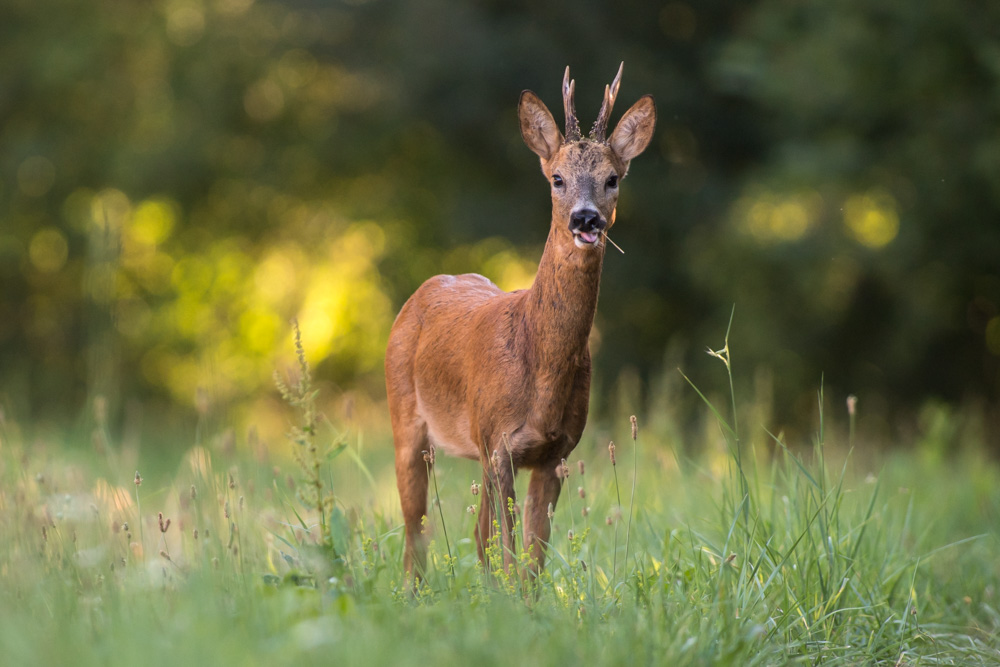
{"left": 732, "top": 188, "right": 823, "bottom": 243}
{"left": 53, "top": 180, "right": 545, "bottom": 413}
{"left": 844, "top": 189, "right": 899, "bottom": 248}
{"left": 29, "top": 228, "right": 69, "bottom": 273}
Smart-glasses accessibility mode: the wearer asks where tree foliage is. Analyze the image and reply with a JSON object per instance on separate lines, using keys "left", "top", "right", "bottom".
{"left": 0, "top": 0, "right": 997, "bottom": 438}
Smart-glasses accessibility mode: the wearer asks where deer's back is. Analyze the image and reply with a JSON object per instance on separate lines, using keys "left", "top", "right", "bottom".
{"left": 385, "top": 273, "right": 531, "bottom": 459}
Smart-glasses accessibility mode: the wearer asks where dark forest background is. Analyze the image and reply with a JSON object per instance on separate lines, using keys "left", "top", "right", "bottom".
{"left": 2, "top": 0, "right": 998, "bottom": 446}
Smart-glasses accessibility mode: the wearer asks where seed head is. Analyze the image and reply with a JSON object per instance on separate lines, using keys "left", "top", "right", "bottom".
{"left": 608, "top": 441, "right": 617, "bottom": 465}
{"left": 228, "top": 472, "right": 236, "bottom": 490}
{"left": 158, "top": 512, "right": 171, "bottom": 533}
{"left": 190, "top": 485, "right": 197, "bottom": 500}
{"left": 577, "top": 460, "right": 585, "bottom": 475}
{"left": 134, "top": 471, "right": 143, "bottom": 486}
{"left": 466, "top": 505, "right": 476, "bottom": 515}
{"left": 630, "top": 415, "right": 638, "bottom": 441}
{"left": 555, "top": 458, "right": 570, "bottom": 481}
{"left": 578, "top": 486, "right": 585, "bottom": 499}
{"left": 606, "top": 516, "right": 613, "bottom": 526}
{"left": 547, "top": 503, "right": 554, "bottom": 520}
{"left": 582, "top": 506, "right": 590, "bottom": 517}
{"left": 847, "top": 395, "right": 857, "bottom": 417}
{"left": 567, "top": 529, "right": 574, "bottom": 540}
{"left": 471, "top": 481, "right": 480, "bottom": 496}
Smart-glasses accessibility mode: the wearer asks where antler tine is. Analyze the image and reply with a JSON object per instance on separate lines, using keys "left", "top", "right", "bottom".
{"left": 591, "top": 61, "right": 624, "bottom": 142}
{"left": 562, "top": 66, "right": 581, "bottom": 142}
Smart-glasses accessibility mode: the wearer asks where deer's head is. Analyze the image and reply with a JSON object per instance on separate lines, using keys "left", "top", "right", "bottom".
{"left": 518, "top": 64, "right": 656, "bottom": 251}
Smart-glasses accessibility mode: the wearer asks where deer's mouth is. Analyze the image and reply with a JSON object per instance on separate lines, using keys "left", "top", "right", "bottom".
{"left": 573, "top": 230, "right": 601, "bottom": 248}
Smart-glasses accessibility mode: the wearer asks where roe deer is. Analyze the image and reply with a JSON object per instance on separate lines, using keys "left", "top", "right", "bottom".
{"left": 385, "top": 64, "right": 656, "bottom": 578}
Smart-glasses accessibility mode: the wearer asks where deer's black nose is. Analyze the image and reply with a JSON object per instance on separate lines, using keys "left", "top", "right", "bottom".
{"left": 569, "top": 209, "right": 605, "bottom": 233}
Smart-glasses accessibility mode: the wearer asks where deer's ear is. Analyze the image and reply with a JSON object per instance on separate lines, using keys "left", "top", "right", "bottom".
{"left": 610, "top": 95, "right": 656, "bottom": 164}
{"left": 519, "top": 91, "right": 562, "bottom": 161}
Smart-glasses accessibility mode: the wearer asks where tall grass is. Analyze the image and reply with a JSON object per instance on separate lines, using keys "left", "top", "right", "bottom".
{"left": 0, "top": 328, "right": 997, "bottom": 665}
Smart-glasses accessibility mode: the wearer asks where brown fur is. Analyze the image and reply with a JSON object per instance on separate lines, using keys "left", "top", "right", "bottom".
{"left": 385, "top": 66, "right": 656, "bottom": 579}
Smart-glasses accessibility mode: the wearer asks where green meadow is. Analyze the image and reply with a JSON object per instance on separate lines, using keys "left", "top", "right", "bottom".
{"left": 3, "top": 339, "right": 997, "bottom": 666}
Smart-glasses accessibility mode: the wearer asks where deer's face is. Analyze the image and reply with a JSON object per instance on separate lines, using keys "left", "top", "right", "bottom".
{"left": 518, "top": 67, "right": 656, "bottom": 253}
{"left": 542, "top": 141, "right": 624, "bottom": 249}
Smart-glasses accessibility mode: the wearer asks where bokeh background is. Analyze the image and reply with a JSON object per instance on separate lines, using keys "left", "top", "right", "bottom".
{"left": 2, "top": 0, "right": 998, "bottom": 448}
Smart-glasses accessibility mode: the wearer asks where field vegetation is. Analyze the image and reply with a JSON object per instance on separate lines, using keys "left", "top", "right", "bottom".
{"left": 2, "top": 330, "right": 997, "bottom": 666}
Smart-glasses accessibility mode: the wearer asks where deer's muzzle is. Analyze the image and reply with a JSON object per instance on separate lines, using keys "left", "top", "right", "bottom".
{"left": 569, "top": 208, "right": 606, "bottom": 246}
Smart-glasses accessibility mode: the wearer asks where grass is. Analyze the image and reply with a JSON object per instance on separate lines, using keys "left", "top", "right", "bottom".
{"left": 1, "top": 335, "right": 998, "bottom": 665}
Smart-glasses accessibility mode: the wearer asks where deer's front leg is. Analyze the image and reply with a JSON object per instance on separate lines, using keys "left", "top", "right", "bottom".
{"left": 475, "top": 447, "right": 517, "bottom": 572}
{"left": 523, "top": 462, "right": 563, "bottom": 576}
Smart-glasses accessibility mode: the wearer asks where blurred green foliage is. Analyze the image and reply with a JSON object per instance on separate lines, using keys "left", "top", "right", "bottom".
{"left": 1, "top": 0, "right": 998, "bottom": 440}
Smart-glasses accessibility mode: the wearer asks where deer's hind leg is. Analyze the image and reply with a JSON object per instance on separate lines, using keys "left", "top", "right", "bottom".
{"left": 392, "top": 412, "right": 430, "bottom": 580}
{"left": 389, "top": 378, "right": 430, "bottom": 577}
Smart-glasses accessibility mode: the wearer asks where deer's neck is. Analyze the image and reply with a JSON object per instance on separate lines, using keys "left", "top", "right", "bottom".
{"left": 523, "top": 226, "right": 605, "bottom": 366}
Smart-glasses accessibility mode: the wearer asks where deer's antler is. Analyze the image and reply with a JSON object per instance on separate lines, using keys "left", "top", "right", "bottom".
{"left": 591, "top": 62, "right": 624, "bottom": 142}
{"left": 562, "top": 66, "right": 581, "bottom": 142}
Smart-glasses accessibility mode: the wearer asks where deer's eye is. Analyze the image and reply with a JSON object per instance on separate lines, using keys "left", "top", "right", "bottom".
{"left": 552, "top": 174, "right": 564, "bottom": 188}
{"left": 606, "top": 174, "right": 619, "bottom": 189}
